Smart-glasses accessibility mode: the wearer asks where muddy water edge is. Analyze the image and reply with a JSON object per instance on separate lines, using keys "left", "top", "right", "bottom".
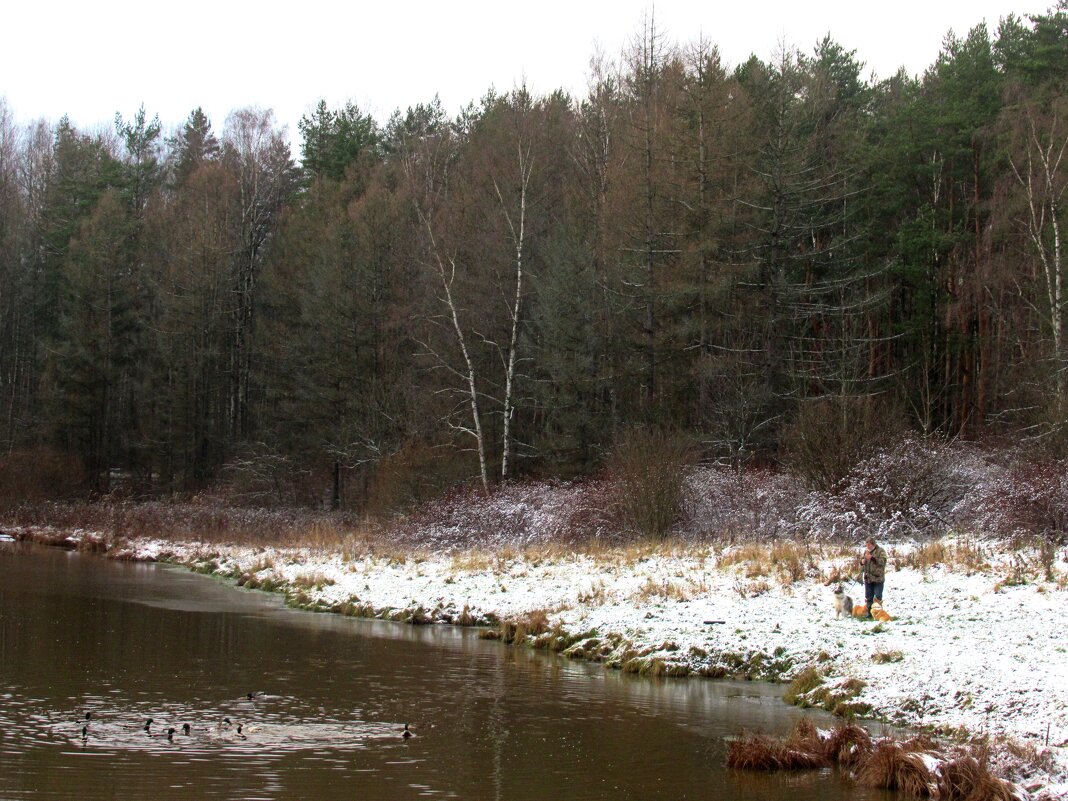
{"left": 0, "top": 542, "right": 886, "bottom": 801}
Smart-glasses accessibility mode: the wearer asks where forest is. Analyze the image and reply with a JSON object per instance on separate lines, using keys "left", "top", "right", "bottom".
{"left": 1, "top": 8, "right": 1067, "bottom": 513}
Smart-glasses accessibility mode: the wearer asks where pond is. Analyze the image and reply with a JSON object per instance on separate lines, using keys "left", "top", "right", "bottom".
{"left": 0, "top": 542, "right": 882, "bottom": 800}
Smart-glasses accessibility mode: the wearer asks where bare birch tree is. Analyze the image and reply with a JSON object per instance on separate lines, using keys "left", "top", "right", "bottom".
{"left": 494, "top": 139, "right": 532, "bottom": 479}
{"left": 1009, "top": 97, "right": 1068, "bottom": 403}
{"left": 395, "top": 102, "right": 491, "bottom": 489}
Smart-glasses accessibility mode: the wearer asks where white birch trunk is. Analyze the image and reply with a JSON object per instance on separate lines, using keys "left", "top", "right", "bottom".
{"left": 1011, "top": 109, "right": 1068, "bottom": 402}
{"left": 424, "top": 220, "right": 490, "bottom": 490}
{"left": 494, "top": 144, "right": 533, "bottom": 480}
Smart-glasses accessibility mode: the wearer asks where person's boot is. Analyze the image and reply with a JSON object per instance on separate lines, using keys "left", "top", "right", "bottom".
{"left": 864, "top": 605, "right": 873, "bottom": 619}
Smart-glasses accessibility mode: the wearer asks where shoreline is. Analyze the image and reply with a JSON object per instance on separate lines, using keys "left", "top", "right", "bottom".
{"left": 5, "top": 523, "right": 1067, "bottom": 798}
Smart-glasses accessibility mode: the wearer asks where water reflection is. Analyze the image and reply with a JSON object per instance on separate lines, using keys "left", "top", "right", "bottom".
{"left": 0, "top": 542, "right": 880, "bottom": 800}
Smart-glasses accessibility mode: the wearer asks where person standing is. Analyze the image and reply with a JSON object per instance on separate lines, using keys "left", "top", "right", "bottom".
{"left": 860, "top": 537, "right": 887, "bottom": 618}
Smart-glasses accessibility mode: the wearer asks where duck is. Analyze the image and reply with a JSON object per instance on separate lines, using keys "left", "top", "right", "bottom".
{"left": 84, "top": 712, "right": 92, "bottom": 722}
{"left": 143, "top": 718, "right": 154, "bottom": 732}
{"left": 402, "top": 723, "right": 413, "bottom": 739}
{"left": 245, "top": 691, "right": 264, "bottom": 700}
{"left": 149, "top": 727, "right": 176, "bottom": 742}
{"left": 80, "top": 725, "right": 89, "bottom": 741}
{"left": 234, "top": 723, "right": 247, "bottom": 741}
{"left": 181, "top": 723, "right": 191, "bottom": 736}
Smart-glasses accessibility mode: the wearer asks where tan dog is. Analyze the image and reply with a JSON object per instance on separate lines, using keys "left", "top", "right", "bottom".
{"left": 870, "top": 600, "right": 892, "bottom": 621}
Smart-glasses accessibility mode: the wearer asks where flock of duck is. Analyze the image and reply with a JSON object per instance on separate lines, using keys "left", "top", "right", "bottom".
{"left": 75, "top": 695, "right": 414, "bottom": 747}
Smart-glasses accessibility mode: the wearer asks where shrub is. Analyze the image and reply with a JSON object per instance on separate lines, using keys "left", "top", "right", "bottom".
{"left": 685, "top": 467, "right": 803, "bottom": 539}
{"left": 794, "top": 435, "right": 976, "bottom": 539}
{"left": 0, "top": 446, "right": 86, "bottom": 508}
{"left": 962, "top": 459, "right": 1068, "bottom": 542}
{"left": 218, "top": 443, "right": 315, "bottom": 507}
{"left": 364, "top": 439, "right": 474, "bottom": 517}
{"left": 780, "top": 395, "right": 905, "bottom": 492}
{"left": 608, "top": 428, "right": 696, "bottom": 540}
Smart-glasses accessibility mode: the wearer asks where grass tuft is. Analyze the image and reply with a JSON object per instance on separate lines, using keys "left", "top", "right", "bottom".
{"left": 822, "top": 721, "right": 872, "bottom": 766}
{"left": 783, "top": 666, "right": 823, "bottom": 705}
{"left": 937, "top": 756, "right": 1016, "bottom": 801}
{"left": 725, "top": 732, "right": 830, "bottom": 771}
{"left": 855, "top": 740, "right": 936, "bottom": 797}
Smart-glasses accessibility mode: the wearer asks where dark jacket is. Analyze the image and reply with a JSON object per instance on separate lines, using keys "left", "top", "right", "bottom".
{"left": 862, "top": 545, "right": 887, "bottom": 584}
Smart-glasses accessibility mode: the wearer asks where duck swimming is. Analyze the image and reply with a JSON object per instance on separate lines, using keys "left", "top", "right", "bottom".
{"left": 402, "top": 724, "right": 413, "bottom": 739}
{"left": 143, "top": 718, "right": 153, "bottom": 732}
{"left": 181, "top": 723, "right": 191, "bottom": 736}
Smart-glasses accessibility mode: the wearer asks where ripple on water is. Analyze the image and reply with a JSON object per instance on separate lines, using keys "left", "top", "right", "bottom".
{"left": 9, "top": 697, "right": 415, "bottom": 758}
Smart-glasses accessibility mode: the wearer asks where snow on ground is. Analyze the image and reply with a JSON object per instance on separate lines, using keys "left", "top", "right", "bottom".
{"left": 109, "top": 533, "right": 1068, "bottom": 792}
{"left": 10, "top": 524, "right": 1067, "bottom": 796}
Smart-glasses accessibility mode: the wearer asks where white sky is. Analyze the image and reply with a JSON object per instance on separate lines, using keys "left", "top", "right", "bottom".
{"left": 1, "top": 0, "right": 1049, "bottom": 150}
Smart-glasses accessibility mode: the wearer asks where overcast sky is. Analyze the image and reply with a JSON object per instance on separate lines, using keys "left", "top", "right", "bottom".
{"left": 0, "top": 0, "right": 1050, "bottom": 148}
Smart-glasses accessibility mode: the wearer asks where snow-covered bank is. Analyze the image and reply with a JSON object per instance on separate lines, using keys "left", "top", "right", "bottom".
{"left": 8, "top": 524, "right": 1065, "bottom": 797}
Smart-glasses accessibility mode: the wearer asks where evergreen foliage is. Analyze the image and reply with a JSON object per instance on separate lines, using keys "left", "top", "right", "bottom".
{"left": 1, "top": 11, "right": 1067, "bottom": 505}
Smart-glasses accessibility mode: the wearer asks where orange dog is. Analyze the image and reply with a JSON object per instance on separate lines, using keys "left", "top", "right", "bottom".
{"left": 853, "top": 601, "right": 892, "bottom": 621}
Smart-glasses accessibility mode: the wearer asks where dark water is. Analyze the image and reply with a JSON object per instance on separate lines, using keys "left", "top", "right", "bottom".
{"left": 0, "top": 542, "right": 880, "bottom": 800}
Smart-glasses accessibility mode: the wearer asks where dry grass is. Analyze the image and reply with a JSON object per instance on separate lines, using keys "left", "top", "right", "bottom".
{"left": 725, "top": 723, "right": 1021, "bottom": 798}
{"left": 450, "top": 550, "right": 495, "bottom": 573}
{"left": 291, "top": 572, "right": 336, "bottom": 591}
{"left": 937, "top": 755, "right": 1016, "bottom": 801}
{"left": 855, "top": 740, "right": 936, "bottom": 797}
{"left": 717, "top": 541, "right": 831, "bottom": 585}
{"left": 822, "top": 721, "right": 872, "bottom": 766}
{"left": 783, "top": 667, "right": 824, "bottom": 705}
{"left": 630, "top": 576, "right": 707, "bottom": 602}
{"left": 872, "top": 649, "right": 904, "bottom": 664}
{"left": 899, "top": 539, "right": 991, "bottom": 574}
{"left": 481, "top": 608, "right": 553, "bottom": 646}
{"left": 249, "top": 556, "right": 276, "bottom": 573}
{"left": 786, "top": 718, "right": 823, "bottom": 753}
{"left": 577, "top": 581, "right": 609, "bottom": 605}
{"left": 725, "top": 732, "right": 830, "bottom": 771}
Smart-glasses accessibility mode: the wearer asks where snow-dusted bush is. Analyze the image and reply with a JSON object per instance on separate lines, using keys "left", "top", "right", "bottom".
{"left": 684, "top": 468, "right": 803, "bottom": 540}
{"left": 794, "top": 438, "right": 981, "bottom": 540}
{"left": 954, "top": 457, "right": 1068, "bottom": 541}
{"left": 389, "top": 479, "right": 624, "bottom": 550}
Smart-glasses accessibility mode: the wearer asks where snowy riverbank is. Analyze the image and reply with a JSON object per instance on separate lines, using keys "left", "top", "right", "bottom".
{"left": 7, "top": 524, "right": 1067, "bottom": 797}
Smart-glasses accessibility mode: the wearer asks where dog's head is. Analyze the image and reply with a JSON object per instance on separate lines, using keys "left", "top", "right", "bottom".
{"left": 832, "top": 584, "right": 844, "bottom": 595}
